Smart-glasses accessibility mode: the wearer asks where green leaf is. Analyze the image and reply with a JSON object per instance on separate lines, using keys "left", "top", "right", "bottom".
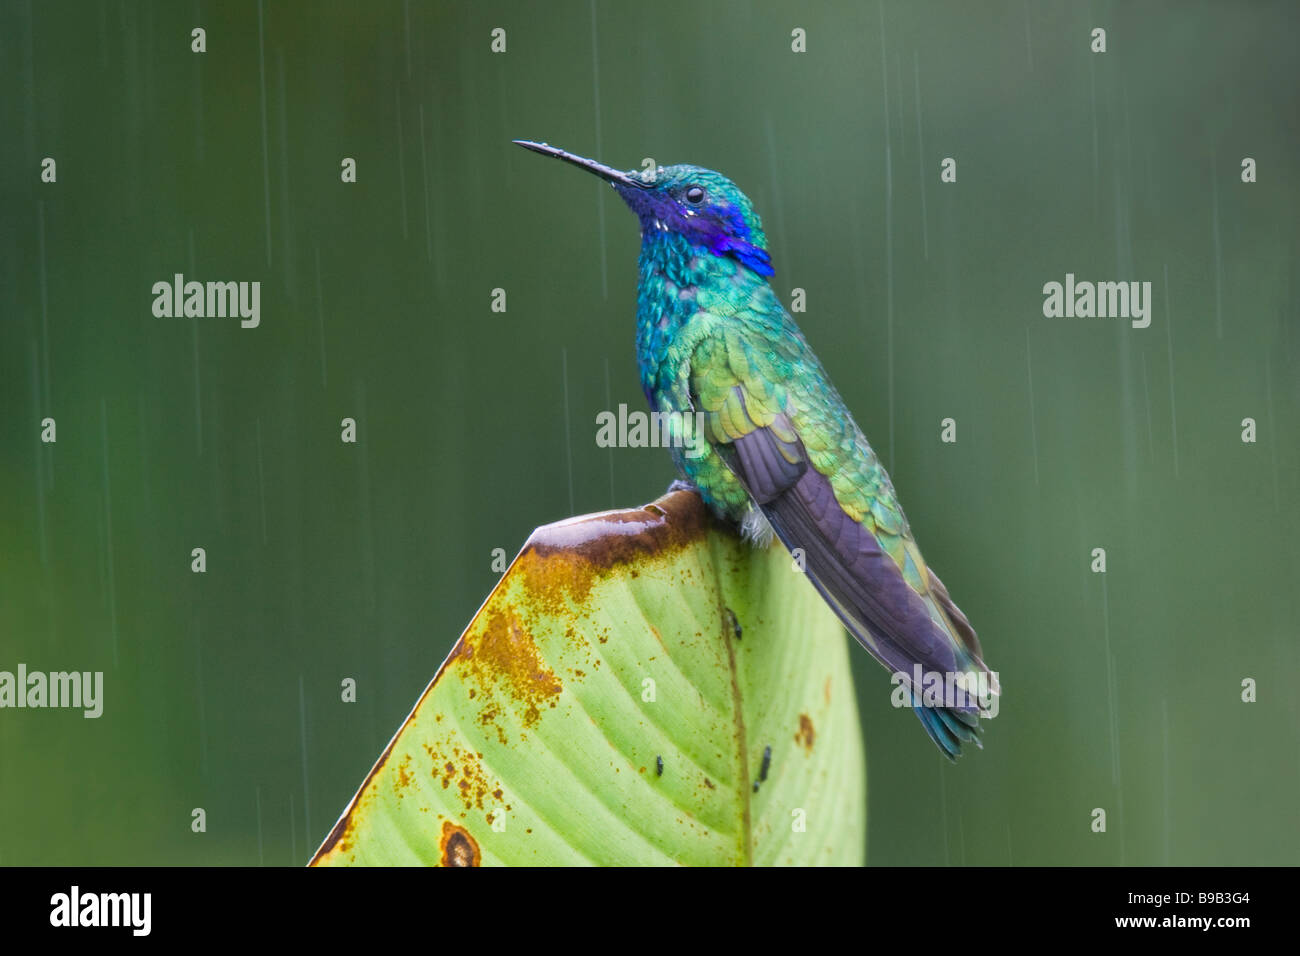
{"left": 311, "top": 489, "right": 865, "bottom": 866}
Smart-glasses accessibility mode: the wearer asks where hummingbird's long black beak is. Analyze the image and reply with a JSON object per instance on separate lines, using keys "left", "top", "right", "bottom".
{"left": 513, "top": 140, "right": 648, "bottom": 189}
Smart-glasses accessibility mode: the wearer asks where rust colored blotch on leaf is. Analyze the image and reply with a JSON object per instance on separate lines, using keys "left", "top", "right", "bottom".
{"left": 454, "top": 605, "right": 563, "bottom": 728}
{"left": 521, "top": 489, "right": 716, "bottom": 608}
{"left": 395, "top": 755, "right": 413, "bottom": 797}
{"left": 796, "top": 713, "right": 816, "bottom": 752}
{"left": 440, "top": 821, "right": 481, "bottom": 867}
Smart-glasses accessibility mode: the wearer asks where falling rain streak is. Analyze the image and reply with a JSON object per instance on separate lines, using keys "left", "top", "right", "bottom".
{"left": 604, "top": 357, "right": 616, "bottom": 507}
{"left": 276, "top": 51, "right": 297, "bottom": 298}
{"left": 100, "top": 400, "right": 119, "bottom": 665}
{"left": 189, "top": 229, "right": 203, "bottom": 456}
{"left": 894, "top": 53, "right": 906, "bottom": 167}
{"left": 191, "top": 316, "right": 203, "bottom": 456}
{"left": 1089, "top": 53, "right": 1099, "bottom": 215}
{"left": 38, "top": 201, "right": 50, "bottom": 415}
{"left": 913, "top": 52, "right": 929, "bottom": 260}
{"left": 590, "top": 0, "right": 608, "bottom": 299}
{"left": 298, "top": 675, "right": 311, "bottom": 854}
{"left": 256, "top": 418, "right": 269, "bottom": 544}
{"left": 21, "top": 1, "right": 35, "bottom": 157}
{"left": 256, "top": 786, "right": 265, "bottom": 867}
{"left": 98, "top": 0, "right": 109, "bottom": 69}
{"left": 938, "top": 755, "right": 951, "bottom": 866}
{"left": 1140, "top": 352, "right": 1154, "bottom": 463}
{"left": 419, "top": 105, "right": 433, "bottom": 262}
{"left": 315, "top": 243, "right": 328, "bottom": 387}
{"left": 1101, "top": 573, "right": 1124, "bottom": 864}
{"left": 879, "top": 1, "right": 895, "bottom": 468}
{"left": 562, "top": 348, "right": 575, "bottom": 514}
{"left": 355, "top": 382, "right": 376, "bottom": 612}
{"left": 1025, "top": 330, "right": 1040, "bottom": 486}
{"left": 1264, "top": 358, "right": 1281, "bottom": 511}
{"left": 191, "top": 0, "right": 204, "bottom": 161}
{"left": 1211, "top": 159, "right": 1224, "bottom": 339}
{"left": 395, "top": 85, "right": 409, "bottom": 241}
{"left": 403, "top": 0, "right": 412, "bottom": 77}
{"left": 257, "top": 0, "right": 272, "bottom": 265}
{"left": 29, "top": 339, "right": 47, "bottom": 565}
{"left": 763, "top": 115, "right": 787, "bottom": 254}
{"left": 194, "top": 617, "right": 208, "bottom": 779}
{"left": 1162, "top": 699, "right": 1171, "bottom": 865}
{"left": 1023, "top": 0, "right": 1033, "bottom": 71}
{"left": 1163, "top": 265, "right": 1180, "bottom": 478}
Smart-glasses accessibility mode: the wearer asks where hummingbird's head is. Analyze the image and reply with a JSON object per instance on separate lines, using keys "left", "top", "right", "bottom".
{"left": 514, "top": 141, "right": 773, "bottom": 277}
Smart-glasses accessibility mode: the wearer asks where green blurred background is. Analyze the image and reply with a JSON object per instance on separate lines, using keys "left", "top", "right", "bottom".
{"left": 1, "top": 0, "right": 1296, "bottom": 865}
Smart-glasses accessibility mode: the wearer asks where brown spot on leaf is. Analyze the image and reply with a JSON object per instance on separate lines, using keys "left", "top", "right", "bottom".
{"left": 455, "top": 603, "right": 563, "bottom": 728}
{"left": 440, "top": 821, "right": 481, "bottom": 867}
{"left": 395, "top": 755, "right": 413, "bottom": 797}
{"left": 436, "top": 758, "right": 456, "bottom": 790}
{"left": 796, "top": 714, "right": 816, "bottom": 752}
{"left": 523, "top": 489, "right": 715, "bottom": 609}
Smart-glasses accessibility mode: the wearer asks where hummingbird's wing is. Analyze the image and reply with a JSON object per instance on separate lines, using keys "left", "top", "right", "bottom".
{"left": 689, "top": 329, "right": 996, "bottom": 759}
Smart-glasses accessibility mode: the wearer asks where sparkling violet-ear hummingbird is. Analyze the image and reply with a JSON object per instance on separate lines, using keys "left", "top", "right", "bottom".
{"left": 514, "top": 141, "right": 998, "bottom": 759}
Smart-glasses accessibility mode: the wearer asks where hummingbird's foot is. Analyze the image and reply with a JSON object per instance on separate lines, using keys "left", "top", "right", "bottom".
{"left": 665, "top": 478, "right": 698, "bottom": 496}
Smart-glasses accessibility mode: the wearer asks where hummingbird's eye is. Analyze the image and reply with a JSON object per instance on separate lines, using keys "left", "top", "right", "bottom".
{"left": 684, "top": 186, "right": 706, "bottom": 205}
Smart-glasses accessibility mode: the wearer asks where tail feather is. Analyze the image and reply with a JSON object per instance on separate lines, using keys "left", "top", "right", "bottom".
{"left": 718, "top": 414, "right": 997, "bottom": 759}
{"left": 911, "top": 691, "right": 984, "bottom": 761}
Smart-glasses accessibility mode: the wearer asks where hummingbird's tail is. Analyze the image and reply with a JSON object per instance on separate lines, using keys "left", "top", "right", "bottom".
{"left": 721, "top": 417, "right": 997, "bottom": 759}
{"left": 792, "top": 552, "right": 992, "bottom": 760}
{"left": 910, "top": 689, "right": 984, "bottom": 759}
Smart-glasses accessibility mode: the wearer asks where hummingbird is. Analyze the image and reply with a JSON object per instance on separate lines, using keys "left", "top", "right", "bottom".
{"left": 515, "top": 141, "right": 998, "bottom": 759}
